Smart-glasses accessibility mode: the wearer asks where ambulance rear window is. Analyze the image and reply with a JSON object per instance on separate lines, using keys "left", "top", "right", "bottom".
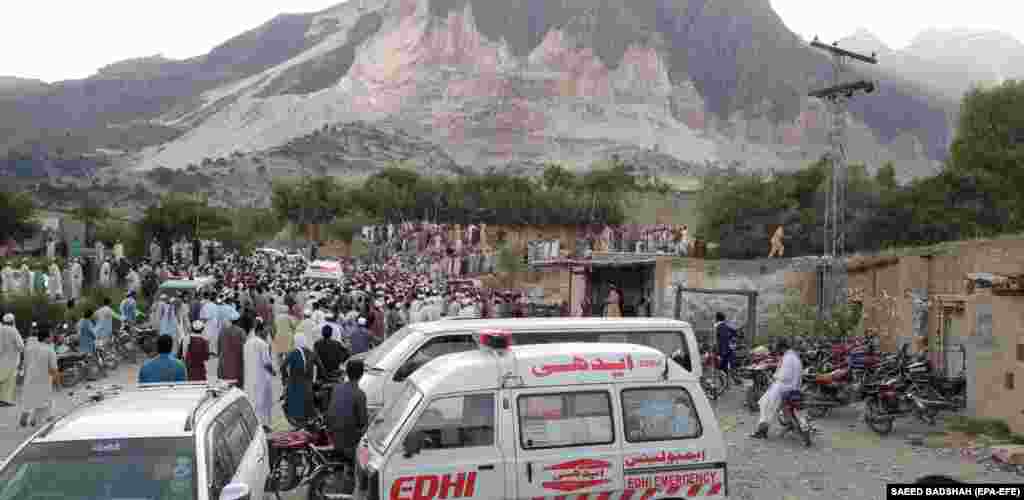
{"left": 621, "top": 387, "right": 702, "bottom": 442}
{"left": 517, "top": 391, "right": 614, "bottom": 450}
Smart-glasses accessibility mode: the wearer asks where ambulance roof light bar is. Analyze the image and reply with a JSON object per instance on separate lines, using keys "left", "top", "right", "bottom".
{"left": 477, "top": 329, "right": 512, "bottom": 351}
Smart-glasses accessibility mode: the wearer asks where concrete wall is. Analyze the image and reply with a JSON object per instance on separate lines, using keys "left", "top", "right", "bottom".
{"left": 667, "top": 257, "right": 820, "bottom": 340}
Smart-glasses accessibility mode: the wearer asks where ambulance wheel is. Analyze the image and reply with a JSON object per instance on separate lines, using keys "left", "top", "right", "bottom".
{"left": 308, "top": 466, "right": 353, "bottom": 500}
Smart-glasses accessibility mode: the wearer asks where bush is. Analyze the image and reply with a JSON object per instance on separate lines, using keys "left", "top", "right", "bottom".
{"left": 764, "top": 290, "right": 863, "bottom": 344}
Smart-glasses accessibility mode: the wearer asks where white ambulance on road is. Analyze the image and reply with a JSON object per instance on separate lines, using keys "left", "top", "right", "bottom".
{"left": 354, "top": 331, "right": 727, "bottom": 500}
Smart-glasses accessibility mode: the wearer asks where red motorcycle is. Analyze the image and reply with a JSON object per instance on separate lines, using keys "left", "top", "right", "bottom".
{"left": 266, "top": 415, "right": 334, "bottom": 495}
{"left": 701, "top": 350, "right": 728, "bottom": 400}
{"left": 803, "top": 343, "right": 881, "bottom": 418}
{"left": 778, "top": 390, "right": 814, "bottom": 447}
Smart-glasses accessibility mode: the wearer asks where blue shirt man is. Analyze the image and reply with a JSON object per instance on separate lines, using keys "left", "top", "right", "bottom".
{"left": 138, "top": 335, "right": 187, "bottom": 383}
{"left": 120, "top": 294, "right": 137, "bottom": 324}
{"left": 77, "top": 315, "right": 96, "bottom": 354}
{"left": 715, "top": 312, "right": 738, "bottom": 373}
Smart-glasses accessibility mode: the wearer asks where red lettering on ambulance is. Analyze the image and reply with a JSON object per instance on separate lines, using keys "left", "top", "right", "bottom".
{"left": 438, "top": 472, "right": 474, "bottom": 498}
{"left": 390, "top": 477, "right": 415, "bottom": 500}
{"left": 413, "top": 476, "right": 439, "bottom": 500}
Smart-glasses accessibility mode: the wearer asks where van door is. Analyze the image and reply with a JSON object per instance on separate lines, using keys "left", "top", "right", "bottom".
{"left": 618, "top": 385, "right": 727, "bottom": 498}
{"left": 384, "top": 392, "right": 506, "bottom": 500}
{"left": 512, "top": 388, "right": 623, "bottom": 499}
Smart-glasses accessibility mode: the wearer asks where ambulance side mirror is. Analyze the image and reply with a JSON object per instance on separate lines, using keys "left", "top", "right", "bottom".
{"left": 394, "top": 361, "right": 418, "bottom": 382}
{"left": 402, "top": 431, "right": 427, "bottom": 458}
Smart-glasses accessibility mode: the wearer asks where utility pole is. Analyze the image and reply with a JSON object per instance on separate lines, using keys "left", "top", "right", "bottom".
{"left": 808, "top": 37, "right": 877, "bottom": 319}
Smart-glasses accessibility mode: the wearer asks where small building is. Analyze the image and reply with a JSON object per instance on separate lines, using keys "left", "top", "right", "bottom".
{"left": 528, "top": 252, "right": 675, "bottom": 319}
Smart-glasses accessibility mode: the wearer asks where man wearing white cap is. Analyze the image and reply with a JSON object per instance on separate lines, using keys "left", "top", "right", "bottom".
{"left": 0, "top": 314, "right": 24, "bottom": 406}
{"left": 296, "top": 309, "right": 317, "bottom": 350}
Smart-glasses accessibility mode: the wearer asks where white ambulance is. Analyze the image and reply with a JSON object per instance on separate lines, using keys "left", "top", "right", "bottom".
{"left": 354, "top": 331, "right": 727, "bottom": 500}
{"left": 303, "top": 259, "right": 345, "bottom": 282}
{"left": 355, "top": 318, "right": 703, "bottom": 418}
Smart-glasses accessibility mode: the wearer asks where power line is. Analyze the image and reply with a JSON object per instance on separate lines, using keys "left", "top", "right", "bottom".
{"left": 808, "top": 37, "right": 877, "bottom": 319}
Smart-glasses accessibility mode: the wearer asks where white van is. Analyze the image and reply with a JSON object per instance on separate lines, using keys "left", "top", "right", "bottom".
{"left": 356, "top": 318, "right": 702, "bottom": 417}
{"left": 354, "top": 334, "right": 727, "bottom": 500}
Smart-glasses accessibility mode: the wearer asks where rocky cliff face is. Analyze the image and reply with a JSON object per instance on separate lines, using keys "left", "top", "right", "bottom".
{"left": 6, "top": 0, "right": 963, "bottom": 179}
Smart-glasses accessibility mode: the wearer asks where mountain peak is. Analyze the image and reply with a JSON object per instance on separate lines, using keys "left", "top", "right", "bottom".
{"left": 838, "top": 28, "right": 891, "bottom": 55}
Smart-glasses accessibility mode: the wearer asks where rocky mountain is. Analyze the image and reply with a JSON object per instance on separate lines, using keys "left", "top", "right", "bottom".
{"left": 4, "top": 0, "right": 964, "bottom": 182}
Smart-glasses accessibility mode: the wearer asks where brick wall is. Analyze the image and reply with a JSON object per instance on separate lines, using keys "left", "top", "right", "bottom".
{"left": 970, "top": 295, "right": 1024, "bottom": 433}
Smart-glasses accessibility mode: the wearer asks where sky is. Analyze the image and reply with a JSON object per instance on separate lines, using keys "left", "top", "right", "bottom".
{"left": 2, "top": 0, "right": 1023, "bottom": 83}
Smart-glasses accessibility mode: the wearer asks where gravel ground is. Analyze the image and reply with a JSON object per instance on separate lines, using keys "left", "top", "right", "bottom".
{"left": 713, "top": 383, "right": 1024, "bottom": 500}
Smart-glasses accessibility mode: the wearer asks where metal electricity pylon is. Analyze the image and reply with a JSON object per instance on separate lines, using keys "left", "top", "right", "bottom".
{"left": 808, "top": 37, "right": 877, "bottom": 318}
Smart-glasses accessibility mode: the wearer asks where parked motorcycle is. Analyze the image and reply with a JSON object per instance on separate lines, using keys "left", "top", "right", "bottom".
{"left": 266, "top": 415, "right": 353, "bottom": 500}
{"left": 700, "top": 346, "right": 729, "bottom": 401}
{"left": 777, "top": 390, "right": 814, "bottom": 447}
{"left": 114, "top": 325, "right": 139, "bottom": 363}
{"left": 96, "top": 337, "right": 119, "bottom": 372}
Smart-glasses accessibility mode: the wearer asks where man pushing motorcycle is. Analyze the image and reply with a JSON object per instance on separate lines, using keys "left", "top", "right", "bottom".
{"left": 750, "top": 336, "right": 802, "bottom": 439}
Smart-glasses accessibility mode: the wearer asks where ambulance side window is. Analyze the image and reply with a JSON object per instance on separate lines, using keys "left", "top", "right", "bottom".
{"left": 396, "top": 335, "right": 476, "bottom": 381}
{"left": 621, "top": 387, "right": 702, "bottom": 442}
{"left": 517, "top": 391, "right": 614, "bottom": 449}
{"left": 410, "top": 393, "right": 496, "bottom": 449}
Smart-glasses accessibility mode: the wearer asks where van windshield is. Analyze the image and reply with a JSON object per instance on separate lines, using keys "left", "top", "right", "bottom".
{"left": 366, "top": 382, "right": 423, "bottom": 451}
{"left": 363, "top": 326, "right": 417, "bottom": 370}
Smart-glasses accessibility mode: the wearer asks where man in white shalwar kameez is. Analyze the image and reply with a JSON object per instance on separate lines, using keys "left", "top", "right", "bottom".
{"left": 70, "top": 260, "right": 83, "bottom": 300}
{"left": 126, "top": 268, "right": 140, "bottom": 294}
{"left": 751, "top": 337, "right": 802, "bottom": 439}
{"left": 1, "top": 264, "right": 13, "bottom": 295}
{"left": 48, "top": 262, "right": 63, "bottom": 300}
{"left": 99, "top": 259, "right": 112, "bottom": 287}
{"left": 244, "top": 321, "right": 275, "bottom": 430}
{"left": 200, "top": 295, "right": 221, "bottom": 351}
{"left": 19, "top": 327, "right": 58, "bottom": 428}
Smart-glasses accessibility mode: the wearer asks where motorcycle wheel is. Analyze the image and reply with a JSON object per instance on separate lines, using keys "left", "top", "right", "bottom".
{"left": 702, "top": 370, "right": 728, "bottom": 400}
{"left": 745, "top": 384, "right": 760, "bottom": 413}
{"left": 103, "top": 350, "right": 119, "bottom": 371}
{"left": 267, "top": 450, "right": 304, "bottom": 492}
{"left": 797, "top": 414, "right": 813, "bottom": 447}
{"left": 307, "top": 466, "right": 353, "bottom": 500}
{"left": 865, "top": 398, "right": 894, "bottom": 435}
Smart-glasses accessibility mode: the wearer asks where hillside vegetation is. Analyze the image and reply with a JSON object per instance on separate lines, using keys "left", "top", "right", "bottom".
{"left": 698, "top": 80, "right": 1024, "bottom": 258}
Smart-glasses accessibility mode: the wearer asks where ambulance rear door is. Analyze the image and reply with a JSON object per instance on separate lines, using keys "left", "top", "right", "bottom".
{"left": 383, "top": 390, "right": 507, "bottom": 500}
{"left": 618, "top": 382, "right": 727, "bottom": 499}
{"left": 511, "top": 385, "right": 623, "bottom": 500}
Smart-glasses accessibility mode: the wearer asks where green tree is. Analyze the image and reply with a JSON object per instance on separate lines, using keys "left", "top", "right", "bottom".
{"left": 0, "top": 190, "right": 39, "bottom": 242}
{"left": 948, "top": 80, "right": 1024, "bottom": 228}
{"left": 72, "top": 199, "right": 110, "bottom": 245}
{"left": 139, "top": 194, "right": 230, "bottom": 257}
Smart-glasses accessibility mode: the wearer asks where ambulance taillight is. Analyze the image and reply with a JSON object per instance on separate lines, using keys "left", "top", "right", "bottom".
{"left": 478, "top": 329, "right": 511, "bottom": 350}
